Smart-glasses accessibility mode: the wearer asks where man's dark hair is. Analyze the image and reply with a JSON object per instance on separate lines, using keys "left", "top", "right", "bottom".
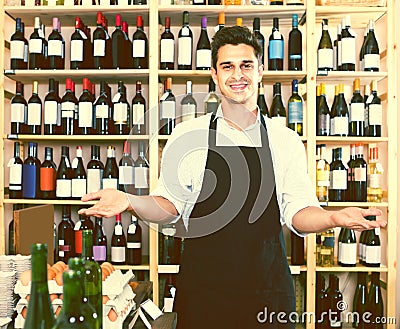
{"left": 211, "top": 26, "right": 262, "bottom": 70}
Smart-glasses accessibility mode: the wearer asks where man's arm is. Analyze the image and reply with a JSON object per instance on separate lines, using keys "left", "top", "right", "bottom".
{"left": 292, "top": 206, "right": 386, "bottom": 234}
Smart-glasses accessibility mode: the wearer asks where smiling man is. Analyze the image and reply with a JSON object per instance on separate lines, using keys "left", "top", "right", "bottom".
{"left": 79, "top": 26, "right": 385, "bottom": 328}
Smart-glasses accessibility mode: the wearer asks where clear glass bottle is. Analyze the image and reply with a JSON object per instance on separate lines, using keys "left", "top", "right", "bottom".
{"left": 320, "top": 229, "right": 334, "bottom": 267}
{"left": 367, "top": 144, "right": 383, "bottom": 202}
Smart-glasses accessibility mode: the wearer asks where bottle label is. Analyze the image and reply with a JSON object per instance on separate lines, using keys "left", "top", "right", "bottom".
{"left": 178, "top": 37, "right": 192, "bottom": 65}
{"left": 354, "top": 167, "right": 367, "bottom": 182}
{"left": 40, "top": 167, "right": 55, "bottom": 191}
{"left": 331, "top": 116, "right": 348, "bottom": 135}
{"left": 10, "top": 40, "right": 25, "bottom": 59}
{"left": 330, "top": 170, "right": 347, "bottom": 190}
{"left": 72, "top": 178, "right": 87, "bottom": 198}
{"left": 340, "top": 242, "right": 357, "bottom": 265}
{"left": 113, "top": 103, "right": 128, "bottom": 123}
{"left": 9, "top": 162, "right": 22, "bottom": 187}
{"left": 317, "top": 48, "right": 333, "bottom": 69}
{"left": 29, "top": 38, "right": 42, "bottom": 54}
{"left": 96, "top": 104, "right": 109, "bottom": 119}
{"left": 160, "top": 39, "right": 174, "bottom": 63}
{"left": 135, "top": 167, "right": 149, "bottom": 188}
{"left": 119, "top": 166, "right": 134, "bottom": 185}
{"left": 196, "top": 49, "right": 211, "bottom": 68}
{"left": 22, "top": 164, "right": 37, "bottom": 198}
{"left": 71, "top": 40, "right": 84, "bottom": 62}
{"left": 78, "top": 101, "right": 93, "bottom": 128}
{"left": 61, "top": 102, "right": 75, "bottom": 118}
{"left": 93, "top": 39, "right": 106, "bottom": 57}
{"left": 24, "top": 44, "right": 28, "bottom": 62}
{"left": 271, "top": 116, "right": 286, "bottom": 127}
{"left": 341, "top": 37, "right": 356, "bottom": 65}
{"left": 132, "top": 104, "right": 145, "bottom": 125}
{"left": 160, "top": 101, "right": 176, "bottom": 119}
{"left": 27, "top": 103, "right": 41, "bottom": 126}
{"left": 87, "top": 169, "right": 102, "bottom": 193}
{"left": 133, "top": 39, "right": 146, "bottom": 58}
{"left": 128, "top": 222, "right": 137, "bottom": 234}
{"left": 75, "top": 230, "right": 82, "bottom": 254}
{"left": 368, "top": 173, "right": 382, "bottom": 189}
{"left": 316, "top": 169, "right": 330, "bottom": 187}
{"left": 365, "top": 245, "right": 381, "bottom": 264}
{"left": 48, "top": 40, "right": 63, "bottom": 57}
{"left": 181, "top": 104, "right": 196, "bottom": 122}
{"left": 368, "top": 104, "right": 382, "bottom": 125}
{"left": 11, "top": 103, "right": 26, "bottom": 123}
{"left": 269, "top": 40, "right": 284, "bottom": 59}
{"left": 103, "top": 178, "right": 118, "bottom": 190}
{"left": 111, "top": 246, "right": 126, "bottom": 263}
{"left": 364, "top": 54, "right": 380, "bottom": 70}
{"left": 56, "top": 179, "right": 72, "bottom": 197}
{"left": 350, "top": 103, "right": 365, "bottom": 122}
{"left": 93, "top": 245, "right": 107, "bottom": 261}
{"left": 127, "top": 242, "right": 141, "bottom": 249}
{"left": 44, "top": 101, "right": 58, "bottom": 125}
{"left": 288, "top": 102, "right": 303, "bottom": 124}
{"left": 318, "top": 113, "right": 329, "bottom": 134}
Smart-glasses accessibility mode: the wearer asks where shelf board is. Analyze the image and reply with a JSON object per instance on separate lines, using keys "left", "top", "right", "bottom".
{"left": 5, "top": 134, "right": 149, "bottom": 141}
{"left": 113, "top": 264, "right": 150, "bottom": 271}
{"left": 4, "top": 5, "right": 150, "bottom": 26}
{"left": 315, "top": 71, "right": 387, "bottom": 84}
{"left": 3, "top": 198, "right": 96, "bottom": 205}
{"left": 316, "top": 263, "right": 388, "bottom": 272}
{"left": 319, "top": 201, "right": 388, "bottom": 208}
{"left": 4, "top": 69, "right": 149, "bottom": 84}
{"left": 316, "top": 136, "right": 388, "bottom": 144}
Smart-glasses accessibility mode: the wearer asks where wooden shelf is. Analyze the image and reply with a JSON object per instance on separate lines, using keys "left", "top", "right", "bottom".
{"left": 5, "top": 134, "right": 150, "bottom": 141}
{"left": 2, "top": 198, "right": 96, "bottom": 205}
{"left": 319, "top": 201, "right": 388, "bottom": 207}
{"left": 316, "top": 263, "right": 388, "bottom": 272}
{"left": 114, "top": 264, "right": 150, "bottom": 271}
{"left": 316, "top": 136, "right": 389, "bottom": 144}
{"left": 315, "top": 71, "right": 388, "bottom": 84}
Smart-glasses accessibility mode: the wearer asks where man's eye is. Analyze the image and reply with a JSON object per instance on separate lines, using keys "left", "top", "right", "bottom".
{"left": 242, "top": 64, "right": 253, "bottom": 70}
{"left": 222, "top": 65, "right": 232, "bottom": 70}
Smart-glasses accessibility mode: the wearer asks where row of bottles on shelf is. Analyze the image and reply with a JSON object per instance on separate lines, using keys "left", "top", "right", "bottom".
{"left": 317, "top": 216, "right": 381, "bottom": 268}
{"left": 317, "top": 79, "right": 382, "bottom": 138}
{"left": 318, "top": 17, "right": 380, "bottom": 72}
{"left": 8, "top": 142, "right": 149, "bottom": 200}
{"left": 316, "top": 143, "right": 383, "bottom": 203}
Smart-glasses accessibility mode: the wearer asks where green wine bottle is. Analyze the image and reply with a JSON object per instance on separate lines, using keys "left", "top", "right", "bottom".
{"left": 287, "top": 79, "right": 303, "bottom": 136}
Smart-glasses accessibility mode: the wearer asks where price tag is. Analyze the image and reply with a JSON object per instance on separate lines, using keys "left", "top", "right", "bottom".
{"left": 141, "top": 299, "right": 163, "bottom": 320}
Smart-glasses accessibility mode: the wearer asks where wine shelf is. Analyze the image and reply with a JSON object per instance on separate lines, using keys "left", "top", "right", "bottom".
{"left": 114, "top": 264, "right": 150, "bottom": 271}
{"left": 315, "top": 136, "right": 389, "bottom": 144}
{"left": 5, "top": 134, "right": 150, "bottom": 141}
{"left": 2, "top": 198, "right": 97, "bottom": 205}
{"left": 316, "top": 264, "right": 388, "bottom": 273}
{"left": 315, "top": 71, "right": 388, "bottom": 84}
{"left": 319, "top": 201, "right": 388, "bottom": 207}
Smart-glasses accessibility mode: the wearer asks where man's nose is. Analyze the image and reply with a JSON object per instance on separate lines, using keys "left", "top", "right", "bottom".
{"left": 231, "top": 66, "right": 244, "bottom": 80}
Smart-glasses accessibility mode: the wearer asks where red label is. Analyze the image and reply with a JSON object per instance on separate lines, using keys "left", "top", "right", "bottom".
{"left": 59, "top": 245, "right": 70, "bottom": 252}
{"left": 40, "top": 167, "right": 55, "bottom": 191}
{"left": 75, "top": 230, "right": 82, "bottom": 254}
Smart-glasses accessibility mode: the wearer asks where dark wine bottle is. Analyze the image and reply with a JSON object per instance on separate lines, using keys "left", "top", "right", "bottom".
{"left": 134, "top": 141, "right": 149, "bottom": 195}
{"left": 270, "top": 82, "right": 286, "bottom": 126}
{"left": 122, "top": 21, "right": 133, "bottom": 68}
{"left": 287, "top": 79, "right": 303, "bottom": 136}
{"left": 363, "top": 20, "right": 380, "bottom": 72}
{"left": 326, "top": 275, "right": 343, "bottom": 328}
{"left": 118, "top": 141, "right": 135, "bottom": 194}
{"left": 366, "top": 273, "right": 384, "bottom": 329}
{"left": 111, "top": 214, "right": 127, "bottom": 265}
{"left": 288, "top": 14, "right": 302, "bottom": 70}
{"left": 315, "top": 274, "right": 329, "bottom": 329}
{"left": 349, "top": 78, "right": 365, "bottom": 136}
{"left": 112, "top": 14, "right": 127, "bottom": 69}
{"left": 29, "top": 17, "right": 44, "bottom": 69}
{"left": 347, "top": 143, "right": 356, "bottom": 202}
{"left": 317, "top": 83, "right": 330, "bottom": 136}
{"left": 10, "top": 18, "right": 28, "bottom": 70}
{"left": 330, "top": 83, "right": 348, "bottom": 136}
{"left": 217, "top": 12, "right": 225, "bottom": 31}
{"left": 364, "top": 216, "right": 381, "bottom": 267}
{"left": 102, "top": 145, "right": 119, "bottom": 190}
{"left": 87, "top": 145, "right": 104, "bottom": 194}
{"left": 317, "top": 19, "right": 333, "bottom": 71}
{"left": 95, "top": 81, "right": 114, "bottom": 134}
{"left": 22, "top": 142, "right": 41, "bottom": 199}
{"left": 338, "top": 228, "right": 356, "bottom": 267}
{"left": 61, "top": 78, "right": 78, "bottom": 135}
{"left": 340, "top": 15, "right": 356, "bottom": 71}
{"left": 93, "top": 218, "right": 107, "bottom": 263}
{"left": 334, "top": 23, "right": 341, "bottom": 71}
{"left": 353, "top": 143, "right": 367, "bottom": 202}
{"left": 48, "top": 17, "right": 65, "bottom": 69}
{"left": 113, "top": 81, "right": 130, "bottom": 135}
{"left": 160, "top": 17, "right": 175, "bottom": 70}
{"left": 78, "top": 77, "right": 95, "bottom": 135}
{"left": 132, "top": 80, "right": 147, "bottom": 135}
{"left": 253, "top": 17, "right": 265, "bottom": 66}
{"left": 56, "top": 146, "right": 72, "bottom": 199}
{"left": 71, "top": 146, "right": 87, "bottom": 199}
{"left": 93, "top": 12, "right": 107, "bottom": 69}
{"left": 83, "top": 23, "right": 93, "bottom": 70}
{"left": 161, "top": 224, "right": 181, "bottom": 264}
{"left": 328, "top": 147, "right": 347, "bottom": 202}
{"left": 70, "top": 17, "right": 85, "bottom": 69}
{"left": 132, "top": 15, "right": 148, "bottom": 69}
{"left": 159, "top": 77, "right": 176, "bottom": 135}
{"left": 268, "top": 17, "right": 284, "bottom": 71}
{"left": 74, "top": 214, "right": 93, "bottom": 257}
{"left": 163, "top": 274, "right": 176, "bottom": 312}
{"left": 11, "top": 81, "right": 27, "bottom": 135}
{"left": 126, "top": 215, "right": 142, "bottom": 265}
{"left": 353, "top": 272, "right": 368, "bottom": 329}
{"left": 44, "top": 78, "right": 61, "bottom": 135}
{"left": 196, "top": 17, "right": 211, "bottom": 70}
{"left": 27, "top": 80, "right": 42, "bottom": 134}
{"left": 177, "top": 11, "right": 193, "bottom": 70}
{"left": 9, "top": 142, "right": 23, "bottom": 199}
{"left": 40, "top": 147, "right": 57, "bottom": 199}
{"left": 57, "top": 205, "right": 75, "bottom": 263}
{"left": 366, "top": 80, "right": 381, "bottom": 137}
{"left": 290, "top": 231, "right": 304, "bottom": 265}
{"left": 8, "top": 205, "right": 23, "bottom": 254}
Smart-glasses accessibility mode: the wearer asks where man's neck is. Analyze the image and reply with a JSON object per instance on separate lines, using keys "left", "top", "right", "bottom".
{"left": 220, "top": 99, "right": 258, "bottom": 131}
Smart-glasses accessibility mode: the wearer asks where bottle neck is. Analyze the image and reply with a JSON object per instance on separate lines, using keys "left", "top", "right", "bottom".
{"left": 82, "top": 231, "right": 94, "bottom": 259}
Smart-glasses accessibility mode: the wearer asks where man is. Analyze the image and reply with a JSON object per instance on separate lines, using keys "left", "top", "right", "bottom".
{"left": 79, "top": 26, "right": 384, "bottom": 328}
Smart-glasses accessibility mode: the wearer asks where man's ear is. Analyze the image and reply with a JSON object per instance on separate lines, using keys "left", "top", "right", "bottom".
{"left": 258, "top": 64, "right": 264, "bottom": 83}
{"left": 210, "top": 67, "right": 218, "bottom": 85}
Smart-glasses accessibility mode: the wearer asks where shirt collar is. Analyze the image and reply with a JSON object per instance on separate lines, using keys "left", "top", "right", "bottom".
{"left": 214, "top": 104, "right": 261, "bottom": 124}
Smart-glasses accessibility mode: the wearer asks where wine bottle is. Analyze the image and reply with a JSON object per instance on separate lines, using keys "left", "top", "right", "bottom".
{"left": 329, "top": 147, "right": 347, "bottom": 202}
{"left": 320, "top": 229, "right": 334, "bottom": 267}
{"left": 93, "top": 218, "right": 107, "bottom": 263}
{"left": 340, "top": 15, "right": 356, "bottom": 71}
{"left": 196, "top": 17, "right": 211, "bottom": 71}
{"left": 119, "top": 141, "right": 135, "bottom": 194}
{"left": 334, "top": 24, "right": 341, "bottom": 71}
{"left": 40, "top": 147, "right": 57, "bottom": 199}
{"left": 8, "top": 205, "right": 23, "bottom": 254}
{"left": 161, "top": 224, "right": 181, "bottom": 264}
{"left": 111, "top": 14, "right": 126, "bottom": 69}
{"left": 56, "top": 146, "right": 72, "bottom": 199}
{"left": 326, "top": 275, "right": 343, "bottom": 328}
{"left": 270, "top": 0, "right": 283, "bottom": 4}
{"left": 61, "top": 78, "right": 78, "bottom": 135}
{"left": 363, "top": 83, "right": 371, "bottom": 134}
{"left": 23, "top": 244, "right": 55, "bottom": 329}
{"left": 359, "top": 26, "right": 368, "bottom": 72}
{"left": 177, "top": 11, "right": 193, "bottom": 70}
{"left": 111, "top": 214, "right": 127, "bottom": 265}
{"left": 163, "top": 274, "right": 176, "bottom": 312}
{"left": 70, "top": 17, "right": 85, "bottom": 69}
{"left": 135, "top": 141, "right": 150, "bottom": 195}
{"left": 28, "top": 17, "right": 44, "bottom": 69}
{"left": 347, "top": 143, "right": 356, "bottom": 202}
{"left": 367, "top": 144, "right": 383, "bottom": 202}
{"left": 113, "top": 81, "right": 130, "bottom": 135}
{"left": 338, "top": 228, "right": 356, "bottom": 267}
{"left": 160, "top": 17, "right": 175, "bottom": 70}
{"left": 268, "top": 17, "right": 284, "bottom": 71}
{"left": 366, "top": 80, "right": 382, "bottom": 137}
{"left": 290, "top": 231, "right": 304, "bottom": 265}
{"left": 26, "top": 80, "right": 42, "bottom": 134}
{"left": 44, "top": 78, "right": 60, "bottom": 135}
{"left": 102, "top": 16, "right": 113, "bottom": 69}
{"left": 57, "top": 205, "right": 75, "bottom": 263}
{"left": 204, "top": 78, "right": 220, "bottom": 115}
{"left": 94, "top": 81, "right": 113, "bottom": 134}
{"left": 353, "top": 272, "right": 368, "bottom": 329}
{"left": 93, "top": 12, "right": 107, "bottom": 69}
{"left": 367, "top": 272, "right": 384, "bottom": 329}
{"left": 269, "top": 82, "right": 286, "bottom": 126}
{"left": 83, "top": 23, "right": 93, "bottom": 69}
{"left": 288, "top": 14, "right": 302, "bottom": 71}
{"left": 181, "top": 81, "right": 197, "bottom": 122}
{"left": 8, "top": 142, "right": 23, "bottom": 199}
{"left": 330, "top": 83, "right": 348, "bottom": 136}
{"left": 41, "top": 24, "right": 49, "bottom": 69}
{"left": 353, "top": 143, "right": 367, "bottom": 202}
{"left": 48, "top": 17, "right": 65, "bottom": 69}
{"left": 253, "top": 17, "right": 265, "bottom": 66}
{"left": 121, "top": 21, "right": 133, "bottom": 69}
{"left": 287, "top": 79, "right": 303, "bottom": 136}
{"left": 329, "top": 85, "right": 338, "bottom": 134}
{"left": 317, "top": 83, "right": 330, "bottom": 136}
{"left": 257, "top": 82, "right": 269, "bottom": 117}
{"left": 10, "top": 18, "right": 28, "bottom": 70}
{"left": 159, "top": 77, "right": 176, "bottom": 135}
{"left": 11, "top": 81, "right": 27, "bottom": 135}
{"left": 349, "top": 78, "right": 365, "bottom": 136}
{"left": 364, "top": 20, "right": 380, "bottom": 72}
{"left": 78, "top": 78, "right": 95, "bottom": 135}
{"left": 317, "top": 19, "right": 333, "bottom": 71}
{"left": 102, "top": 145, "right": 119, "bottom": 190}
{"left": 315, "top": 274, "right": 329, "bottom": 329}
{"left": 71, "top": 146, "right": 87, "bottom": 199}
{"left": 132, "top": 80, "right": 146, "bottom": 135}
{"left": 217, "top": 12, "right": 225, "bottom": 32}
{"left": 126, "top": 215, "right": 142, "bottom": 265}
{"left": 74, "top": 214, "right": 93, "bottom": 257}
{"left": 316, "top": 144, "right": 330, "bottom": 202}
{"left": 132, "top": 15, "right": 148, "bottom": 69}
{"left": 364, "top": 216, "right": 381, "bottom": 267}
{"left": 87, "top": 145, "right": 104, "bottom": 194}
{"left": 22, "top": 142, "right": 41, "bottom": 199}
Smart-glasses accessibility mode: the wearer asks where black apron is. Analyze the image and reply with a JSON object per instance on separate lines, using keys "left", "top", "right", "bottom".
{"left": 174, "top": 114, "right": 296, "bottom": 328}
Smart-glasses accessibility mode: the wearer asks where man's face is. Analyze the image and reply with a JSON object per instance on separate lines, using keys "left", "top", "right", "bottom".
{"left": 211, "top": 43, "right": 263, "bottom": 108}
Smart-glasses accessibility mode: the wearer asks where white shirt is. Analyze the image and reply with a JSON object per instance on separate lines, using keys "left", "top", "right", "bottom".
{"left": 151, "top": 106, "right": 320, "bottom": 236}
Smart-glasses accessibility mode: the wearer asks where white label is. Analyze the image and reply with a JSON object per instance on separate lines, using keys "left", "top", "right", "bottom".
{"left": 10, "top": 40, "right": 25, "bottom": 59}
{"left": 181, "top": 104, "right": 196, "bottom": 122}
{"left": 119, "top": 166, "right": 134, "bottom": 184}
{"left": 102, "top": 178, "right": 118, "bottom": 190}
{"left": 160, "top": 101, "right": 175, "bottom": 119}
{"left": 78, "top": 102, "right": 93, "bottom": 128}
{"left": 74, "top": 221, "right": 81, "bottom": 230}
{"left": 111, "top": 247, "right": 125, "bottom": 262}
{"left": 113, "top": 103, "right": 128, "bottom": 123}
{"left": 164, "top": 297, "right": 174, "bottom": 313}
{"left": 178, "top": 37, "right": 192, "bottom": 65}
{"left": 133, "top": 39, "right": 146, "bottom": 58}
{"left": 24, "top": 44, "right": 28, "bottom": 62}
{"left": 72, "top": 178, "right": 87, "bottom": 198}
{"left": 341, "top": 38, "right": 356, "bottom": 65}
{"left": 132, "top": 104, "right": 145, "bottom": 125}
{"left": 331, "top": 170, "right": 347, "bottom": 190}
{"left": 114, "top": 225, "right": 123, "bottom": 236}
{"left": 11, "top": 103, "right": 25, "bottom": 123}
{"left": 364, "top": 54, "right": 380, "bottom": 70}
{"left": 317, "top": 48, "right": 333, "bottom": 69}
{"left": 87, "top": 169, "right": 101, "bottom": 193}
{"left": 44, "top": 101, "right": 58, "bottom": 125}
{"left": 112, "top": 93, "right": 121, "bottom": 103}
{"left": 61, "top": 102, "right": 75, "bottom": 118}
{"left": 331, "top": 117, "right": 348, "bottom": 135}
{"left": 350, "top": 103, "right": 364, "bottom": 122}
{"left": 128, "top": 222, "right": 137, "bottom": 234}
{"left": 48, "top": 40, "right": 63, "bottom": 56}
{"left": 27, "top": 103, "right": 41, "bottom": 125}
{"left": 196, "top": 49, "right": 211, "bottom": 68}
{"left": 56, "top": 179, "right": 72, "bottom": 198}
{"left": 29, "top": 38, "right": 42, "bottom": 54}
{"left": 354, "top": 167, "right": 367, "bottom": 182}
{"left": 271, "top": 116, "right": 286, "bottom": 126}
{"left": 366, "top": 94, "right": 374, "bottom": 104}
{"left": 127, "top": 242, "right": 141, "bottom": 249}
{"left": 71, "top": 40, "right": 84, "bottom": 62}
{"left": 160, "top": 39, "right": 174, "bottom": 63}
{"left": 340, "top": 243, "right": 357, "bottom": 265}
{"left": 368, "top": 104, "right": 382, "bottom": 125}
{"left": 368, "top": 173, "right": 382, "bottom": 189}
{"left": 141, "top": 299, "right": 163, "bottom": 320}
{"left": 96, "top": 105, "right": 109, "bottom": 119}
{"left": 365, "top": 245, "right": 381, "bottom": 264}
{"left": 9, "top": 163, "right": 22, "bottom": 186}
{"left": 135, "top": 167, "right": 149, "bottom": 188}
{"left": 93, "top": 39, "right": 106, "bottom": 57}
